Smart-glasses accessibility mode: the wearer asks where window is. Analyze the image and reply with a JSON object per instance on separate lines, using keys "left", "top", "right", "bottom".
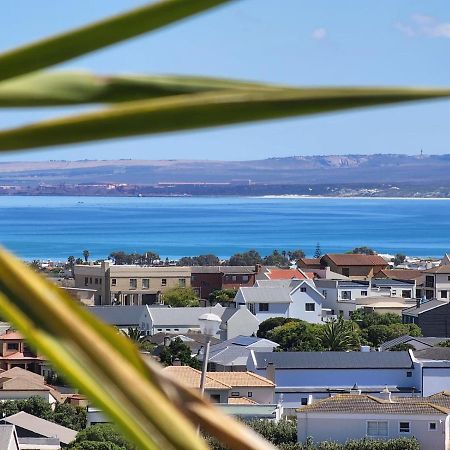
{"left": 94, "top": 278, "right": 98, "bottom": 285}
{"left": 300, "top": 287, "right": 307, "bottom": 292}
{"left": 129, "top": 278, "right": 137, "bottom": 289}
{"left": 367, "top": 421, "right": 388, "bottom": 437}
{"left": 210, "top": 394, "right": 221, "bottom": 403}
{"left": 441, "top": 290, "right": 448, "bottom": 299}
{"left": 301, "top": 398, "right": 308, "bottom": 405}
{"left": 425, "top": 275, "right": 434, "bottom": 288}
{"left": 242, "top": 275, "right": 249, "bottom": 282}
{"left": 249, "top": 303, "right": 256, "bottom": 315}
{"left": 232, "top": 275, "right": 237, "bottom": 282}
{"left": 247, "top": 392, "right": 253, "bottom": 398}
{"left": 89, "top": 277, "right": 92, "bottom": 284}
{"left": 391, "top": 289, "right": 397, "bottom": 296}
{"left": 341, "top": 291, "right": 351, "bottom": 300}
{"left": 179, "top": 278, "right": 186, "bottom": 287}
{"left": 98, "top": 295, "right": 102, "bottom": 303}
{"left": 402, "top": 290, "right": 411, "bottom": 298}
{"left": 406, "top": 371, "right": 412, "bottom": 377}
{"left": 339, "top": 310, "right": 344, "bottom": 317}
{"left": 429, "top": 422, "right": 437, "bottom": 431}
{"left": 448, "top": 276, "right": 450, "bottom": 282}
{"left": 84, "top": 277, "right": 88, "bottom": 286}
{"left": 7, "top": 343, "right": 19, "bottom": 351}
{"left": 161, "top": 278, "right": 167, "bottom": 286}
{"left": 174, "top": 329, "right": 179, "bottom": 332}
{"left": 305, "top": 303, "right": 315, "bottom": 311}
{"left": 111, "top": 278, "right": 117, "bottom": 286}
{"left": 361, "top": 290, "right": 368, "bottom": 296}
{"left": 142, "top": 279, "right": 149, "bottom": 289}
{"left": 342, "top": 268, "right": 350, "bottom": 277}
{"left": 399, "top": 422, "right": 410, "bottom": 433}
{"left": 99, "top": 278, "right": 102, "bottom": 285}
{"left": 322, "top": 290, "right": 327, "bottom": 298}
{"left": 157, "top": 329, "right": 162, "bottom": 332}
{"left": 231, "top": 392, "right": 240, "bottom": 397}
{"left": 259, "top": 303, "right": 269, "bottom": 312}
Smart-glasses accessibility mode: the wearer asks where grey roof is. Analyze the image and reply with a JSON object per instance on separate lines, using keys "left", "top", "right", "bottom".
{"left": 239, "top": 287, "right": 292, "bottom": 304}
{"left": 372, "top": 278, "right": 415, "bottom": 287}
{"left": 88, "top": 305, "right": 146, "bottom": 326}
{"left": 254, "top": 279, "right": 293, "bottom": 289}
{"left": 253, "top": 351, "right": 413, "bottom": 370}
{"left": 402, "top": 300, "right": 447, "bottom": 317}
{"left": 207, "top": 346, "right": 251, "bottom": 367}
{"left": 414, "top": 347, "right": 450, "bottom": 361}
{"left": 226, "top": 336, "right": 278, "bottom": 348}
{"left": 381, "top": 335, "right": 448, "bottom": 351}
{"left": 148, "top": 305, "right": 237, "bottom": 327}
{"left": 337, "top": 280, "right": 369, "bottom": 288}
{"left": 0, "top": 425, "right": 18, "bottom": 450}
{"left": 2, "top": 412, "right": 77, "bottom": 445}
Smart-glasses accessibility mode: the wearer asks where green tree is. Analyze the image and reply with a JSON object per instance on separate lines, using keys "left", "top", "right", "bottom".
{"left": 438, "top": 339, "right": 450, "bottom": 347}
{"left": 29, "top": 260, "right": 41, "bottom": 272}
{"left": 263, "top": 250, "right": 290, "bottom": 267}
{"left": 162, "top": 287, "right": 200, "bottom": 307}
{"left": 287, "top": 249, "right": 306, "bottom": 261}
{"left": 209, "top": 289, "right": 237, "bottom": 304}
{"left": 158, "top": 337, "right": 201, "bottom": 369}
{"left": 257, "top": 317, "right": 299, "bottom": 338}
{"left": 320, "top": 317, "right": 360, "bottom": 351}
{"left": 178, "top": 254, "right": 220, "bottom": 266}
{"left": 70, "top": 424, "right": 136, "bottom": 450}
{"left": 389, "top": 343, "right": 416, "bottom": 351}
{"left": 53, "top": 403, "right": 87, "bottom": 431}
{"left": 83, "top": 249, "right": 90, "bottom": 262}
{"left": 75, "top": 257, "right": 84, "bottom": 264}
{"left": 123, "top": 327, "right": 144, "bottom": 343}
{"left": 67, "top": 255, "right": 75, "bottom": 276}
{"left": 350, "top": 247, "right": 376, "bottom": 255}
{"left": 267, "top": 321, "right": 324, "bottom": 352}
{"left": 141, "top": 251, "right": 160, "bottom": 265}
{"left": 393, "top": 253, "right": 406, "bottom": 266}
{"left": 228, "top": 249, "right": 262, "bottom": 266}
{"left": 313, "top": 243, "right": 322, "bottom": 259}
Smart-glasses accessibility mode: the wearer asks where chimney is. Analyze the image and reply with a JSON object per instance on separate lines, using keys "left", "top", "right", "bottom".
{"left": 266, "top": 362, "right": 275, "bottom": 383}
{"left": 349, "top": 383, "right": 361, "bottom": 395}
{"left": 379, "top": 386, "right": 392, "bottom": 402}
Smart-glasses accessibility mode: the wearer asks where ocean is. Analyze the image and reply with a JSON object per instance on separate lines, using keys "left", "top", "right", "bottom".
{"left": 0, "top": 196, "right": 448, "bottom": 260}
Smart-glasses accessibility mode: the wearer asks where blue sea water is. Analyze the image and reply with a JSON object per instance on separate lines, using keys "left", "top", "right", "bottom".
{"left": 0, "top": 196, "right": 448, "bottom": 260}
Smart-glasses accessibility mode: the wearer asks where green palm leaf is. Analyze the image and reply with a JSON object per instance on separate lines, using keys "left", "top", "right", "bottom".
{"left": 0, "top": 246, "right": 275, "bottom": 450}
{"left": 0, "top": 71, "right": 279, "bottom": 107}
{"left": 0, "top": 0, "right": 231, "bottom": 83}
{"left": 0, "top": 87, "right": 449, "bottom": 151}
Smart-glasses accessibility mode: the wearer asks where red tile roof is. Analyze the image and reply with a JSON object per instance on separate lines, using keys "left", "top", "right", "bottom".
{"left": 323, "top": 254, "right": 388, "bottom": 267}
{"left": 0, "top": 332, "right": 23, "bottom": 341}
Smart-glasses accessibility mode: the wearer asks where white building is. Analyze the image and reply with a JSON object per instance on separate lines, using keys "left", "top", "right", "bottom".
{"left": 234, "top": 280, "right": 325, "bottom": 323}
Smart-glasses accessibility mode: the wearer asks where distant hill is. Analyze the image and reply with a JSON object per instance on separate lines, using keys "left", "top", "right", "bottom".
{"left": 0, "top": 154, "right": 449, "bottom": 187}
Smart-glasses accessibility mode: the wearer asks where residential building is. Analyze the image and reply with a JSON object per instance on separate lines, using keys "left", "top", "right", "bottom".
{"left": 403, "top": 300, "right": 450, "bottom": 337}
{"left": 234, "top": 280, "right": 325, "bottom": 323}
{"left": 255, "top": 267, "right": 313, "bottom": 281}
{"left": 247, "top": 351, "right": 419, "bottom": 411}
{"left": 191, "top": 266, "right": 257, "bottom": 299}
{"left": 74, "top": 261, "right": 192, "bottom": 305}
{"left": 200, "top": 335, "right": 279, "bottom": 371}
{"left": 296, "top": 392, "right": 450, "bottom": 450}
{"left": 88, "top": 305, "right": 152, "bottom": 333}
{"left": 1, "top": 412, "right": 76, "bottom": 447}
{"left": 149, "top": 332, "right": 221, "bottom": 356}
{"left": 299, "top": 254, "right": 389, "bottom": 279}
{"left": 315, "top": 278, "right": 416, "bottom": 319}
{"left": 162, "top": 365, "right": 275, "bottom": 404}
{"left": 380, "top": 335, "right": 448, "bottom": 351}
{"left": 145, "top": 304, "right": 259, "bottom": 339}
{"left": 413, "top": 348, "right": 450, "bottom": 396}
{"left": 0, "top": 331, "right": 44, "bottom": 373}
{"left": 420, "top": 265, "right": 450, "bottom": 301}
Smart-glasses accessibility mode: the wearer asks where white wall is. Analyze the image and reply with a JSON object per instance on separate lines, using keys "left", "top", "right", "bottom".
{"left": 289, "top": 285, "right": 323, "bottom": 323}
{"left": 297, "top": 413, "right": 447, "bottom": 450}
{"left": 226, "top": 309, "right": 259, "bottom": 339}
{"left": 422, "top": 367, "right": 450, "bottom": 396}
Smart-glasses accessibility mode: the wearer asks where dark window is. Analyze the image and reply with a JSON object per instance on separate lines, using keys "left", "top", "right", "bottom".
{"left": 99, "top": 278, "right": 102, "bottom": 285}
{"left": 441, "top": 290, "right": 448, "bottom": 299}
{"left": 84, "top": 277, "right": 88, "bottom": 286}
{"left": 179, "top": 278, "right": 186, "bottom": 287}
{"left": 111, "top": 278, "right": 117, "bottom": 286}
{"left": 210, "top": 394, "right": 221, "bottom": 403}
{"left": 361, "top": 291, "right": 368, "bottom": 296}
{"left": 242, "top": 275, "right": 249, "bottom": 282}
{"left": 429, "top": 422, "right": 437, "bottom": 431}
{"left": 161, "top": 279, "right": 167, "bottom": 286}
{"left": 7, "top": 343, "right": 19, "bottom": 350}
{"left": 98, "top": 295, "right": 102, "bottom": 303}
{"left": 402, "top": 290, "right": 411, "bottom": 298}
{"left": 259, "top": 303, "right": 269, "bottom": 312}
{"left": 301, "top": 398, "right": 308, "bottom": 405}
{"left": 247, "top": 392, "right": 252, "bottom": 398}
{"left": 339, "top": 310, "right": 344, "bottom": 316}
{"left": 231, "top": 392, "right": 240, "bottom": 397}
{"left": 89, "top": 277, "right": 92, "bottom": 284}
{"left": 342, "top": 268, "right": 350, "bottom": 277}
{"left": 94, "top": 278, "right": 98, "bottom": 285}
{"left": 142, "top": 279, "right": 149, "bottom": 289}
{"left": 448, "top": 276, "right": 450, "bottom": 282}
{"left": 305, "top": 303, "right": 315, "bottom": 311}
{"left": 425, "top": 276, "right": 434, "bottom": 288}
{"left": 300, "top": 287, "right": 307, "bottom": 292}
{"left": 342, "top": 291, "right": 351, "bottom": 300}
{"left": 130, "top": 278, "right": 137, "bottom": 289}
{"left": 399, "top": 422, "right": 410, "bottom": 433}
{"left": 406, "top": 371, "right": 412, "bottom": 377}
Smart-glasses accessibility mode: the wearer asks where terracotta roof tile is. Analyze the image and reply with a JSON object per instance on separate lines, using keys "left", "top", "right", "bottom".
{"left": 323, "top": 254, "right": 388, "bottom": 267}
{"left": 0, "top": 332, "right": 23, "bottom": 340}
{"left": 266, "top": 269, "right": 309, "bottom": 280}
{"left": 207, "top": 371, "right": 275, "bottom": 387}
{"left": 228, "top": 397, "right": 259, "bottom": 405}
{"left": 162, "top": 366, "right": 230, "bottom": 390}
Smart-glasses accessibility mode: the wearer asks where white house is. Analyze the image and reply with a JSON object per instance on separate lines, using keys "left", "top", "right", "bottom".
{"left": 247, "top": 351, "right": 420, "bottom": 411}
{"left": 234, "top": 280, "right": 325, "bottom": 323}
{"left": 297, "top": 392, "right": 450, "bottom": 450}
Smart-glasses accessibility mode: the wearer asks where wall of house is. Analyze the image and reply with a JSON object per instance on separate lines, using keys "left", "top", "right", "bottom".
{"left": 205, "top": 389, "right": 229, "bottom": 403}
{"left": 254, "top": 303, "right": 290, "bottom": 322}
{"left": 225, "top": 308, "right": 259, "bottom": 340}
{"left": 422, "top": 367, "right": 450, "bottom": 396}
{"left": 228, "top": 386, "right": 274, "bottom": 404}
{"left": 0, "top": 390, "right": 55, "bottom": 404}
{"left": 413, "top": 303, "right": 450, "bottom": 337}
{"left": 191, "top": 272, "right": 223, "bottom": 299}
{"left": 436, "top": 273, "right": 450, "bottom": 300}
{"left": 289, "top": 288, "right": 323, "bottom": 323}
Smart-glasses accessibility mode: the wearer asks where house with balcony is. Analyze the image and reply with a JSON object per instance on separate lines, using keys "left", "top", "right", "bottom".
{"left": 234, "top": 280, "right": 325, "bottom": 323}
{"left": 0, "top": 331, "right": 44, "bottom": 373}
{"left": 74, "top": 261, "right": 192, "bottom": 305}
{"left": 420, "top": 265, "right": 450, "bottom": 301}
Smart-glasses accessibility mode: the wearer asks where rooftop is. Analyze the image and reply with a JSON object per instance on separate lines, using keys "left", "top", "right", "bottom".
{"left": 322, "top": 254, "right": 388, "bottom": 267}
{"left": 191, "top": 266, "right": 256, "bottom": 274}
{"left": 207, "top": 371, "right": 274, "bottom": 387}
{"left": 238, "top": 287, "right": 292, "bottom": 304}
{"left": 423, "top": 265, "right": 450, "bottom": 274}
{"left": 162, "top": 366, "right": 230, "bottom": 390}
{"left": 88, "top": 305, "right": 148, "bottom": 326}
{"left": 402, "top": 299, "right": 448, "bottom": 317}
{"left": 264, "top": 268, "right": 310, "bottom": 280}
{"left": 253, "top": 351, "right": 413, "bottom": 370}
{"left": 378, "top": 269, "right": 423, "bottom": 280}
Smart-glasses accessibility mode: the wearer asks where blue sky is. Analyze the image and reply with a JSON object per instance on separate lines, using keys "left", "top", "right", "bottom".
{"left": 1, "top": 0, "right": 450, "bottom": 161}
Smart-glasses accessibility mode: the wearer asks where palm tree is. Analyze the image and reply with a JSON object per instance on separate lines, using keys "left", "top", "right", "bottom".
{"left": 67, "top": 255, "right": 75, "bottom": 277}
{"left": 321, "top": 317, "right": 359, "bottom": 351}
{"left": 82, "top": 249, "right": 89, "bottom": 263}
{"left": 123, "top": 327, "right": 144, "bottom": 343}
{"left": 29, "top": 260, "right": 41, "bottom": 272}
